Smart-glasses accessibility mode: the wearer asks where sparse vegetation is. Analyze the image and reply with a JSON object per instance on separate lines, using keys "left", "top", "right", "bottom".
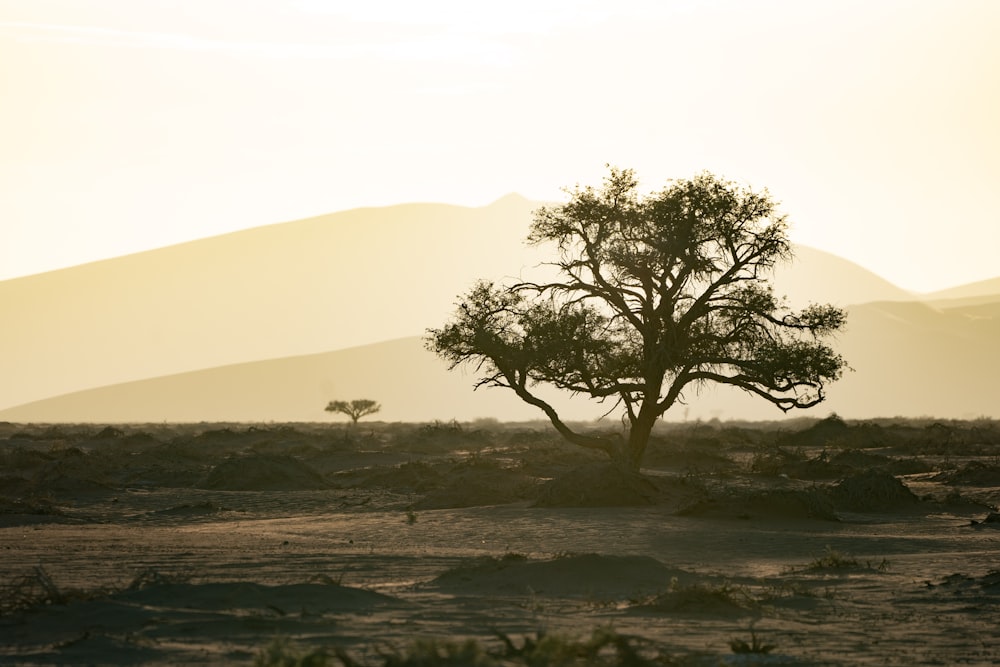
{"left": 638, "top": 577, "right": 757, "bottom": 614}
{"left": 3, "top": 417, "right": 998, "bottom": 665}
{"left": 798, "top": 547, "right": 890, "bottom": 573}
{"left": 257, "top": 629, "right": 687, "bottom": 667}
{"left": 0, "top": 566, "right": 187, "bottom": 616}
{"left": 728, "top": 627, "right": 776, "bottom": 655}
{"left": 255, "top": 637, "right": 333, "bottom": 667}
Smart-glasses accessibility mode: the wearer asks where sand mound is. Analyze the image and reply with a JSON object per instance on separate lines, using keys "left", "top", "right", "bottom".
{"left": 642, "top": 443, "right": 737, "bottom": 472}
{"left": 0, "top": 496, "right": 68, "bottom": 527}
{"left": 748, "top": 488, "right": 839, "bottom": 520}
{"left": 928, "top": 491, "right": 995, "bottom": 516}
{"left": 971, "top": 512, "right": 1000, "bottom": 529}
{"left": 775, "top": 449, "right": 909, "bottom": 481}
{"left": 885, "top": 457, "right": 935, "bottom": 475}
{"left": 930, "top": 570, "right": 1000, "bottom": 595}
{"left": 829, "top": 470, "right": 921, "bottom": 512}
{"left": 533, "top": 464, "right": 703, "bottom": 508}
{"left": 429, "top": 553, "right": 687, "bottom": 599}
{"left": 0, "top": 447, "right": 53, "bottom": 478}
{"left": 633, "top": 579, "right": 757, "bottom": 616}
{"left": 4, "top": 578, "right": 403, "bottom": 665}
{"left": 337, "top": 460, "right": 446, "bottom": 493}
{"left": 29, "top": 473, "right": 117, "bottom": 500}
{"left": 934, "top": 461, "right": 1000, "bottom": 486}
{"left": 201, "top": 454, "right": 328, "bottom": 491}
{"left": 780, "top": 414, "right": 851, "bottom": 446}
{"left": 681, "top": 487, "right": 838, "bottom": 521}
{"left": 828, "top": 449, "right": 892, "bottom": 470}
{"left": 412, "top": 462, "right": 539, "bottom": 510}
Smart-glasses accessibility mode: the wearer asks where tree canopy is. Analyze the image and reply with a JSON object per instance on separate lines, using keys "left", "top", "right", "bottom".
{"left": 427, "top": 168, "right": 847, "bottom": 470}
{"left": 326, "top": 399, "right": 381, "bottom": 425}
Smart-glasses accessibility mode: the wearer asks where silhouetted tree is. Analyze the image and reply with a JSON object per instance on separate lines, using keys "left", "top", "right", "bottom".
{"left": 326, "top": 399, "right": 381, "bottom": 425}
{"left": 427, "top": 168, "right": 847, "bottom": 471}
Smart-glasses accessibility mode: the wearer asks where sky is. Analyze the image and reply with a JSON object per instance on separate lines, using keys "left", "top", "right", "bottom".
{"left": 1, "top": 0, "right": 998, "bottom": 293}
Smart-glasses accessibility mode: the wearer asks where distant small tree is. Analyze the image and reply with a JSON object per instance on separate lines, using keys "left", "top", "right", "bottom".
{"left": 325, "top": 399, "right": 381, "bottom": 425}
{"left": 427, "top": 168, "right": 847, "bottom": 471}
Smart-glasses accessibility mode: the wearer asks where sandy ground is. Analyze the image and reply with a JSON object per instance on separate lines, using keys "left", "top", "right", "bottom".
{"left": 1, "top": 418, "right": 998, "bottom": 665}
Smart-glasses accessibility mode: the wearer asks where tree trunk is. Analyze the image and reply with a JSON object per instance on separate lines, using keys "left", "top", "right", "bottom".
{"left": 620, "top": 411, "right": 657, "bottom": 472}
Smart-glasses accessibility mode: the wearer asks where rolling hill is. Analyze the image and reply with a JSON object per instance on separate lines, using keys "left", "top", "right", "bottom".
{"left": 923, "top": 276, "right": 1000, "bottom": 301}
{"left": 0, "top": 337, "right": 590, "bottom": 424}
{"left": 2, "top": 295, "right": 996, "bottom": 423}
{"left": 5, "top": 195, "right": 993, "bottom": 423}
{"left": 688, "top": 297, "right": 1000, "bottom": 421}
{"left": 0, "top": 195, "right": 543, "bottom": 410}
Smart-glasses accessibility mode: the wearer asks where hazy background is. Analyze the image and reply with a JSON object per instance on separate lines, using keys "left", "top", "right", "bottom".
{"left": 2, "top": 1, "right": 998, "bottom": 424}
{"left": 2, "top": 0, "right": 999, "bottom": 292}
{"left": 1, "top": 197, "right": 997, "bottom": 423}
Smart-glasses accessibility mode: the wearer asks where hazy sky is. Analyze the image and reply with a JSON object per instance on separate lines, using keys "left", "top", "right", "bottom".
{"left": 2, "top": 0, "right": 998, "bottom": 292}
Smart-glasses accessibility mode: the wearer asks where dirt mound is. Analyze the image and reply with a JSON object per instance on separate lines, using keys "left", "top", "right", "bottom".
{"left": 776, "top": 449, "right": 907, "bottom": 481}
{"left": 200, "top": 454, "right": 328, "bottom": 491}
{"left": 112, "top": 462, "right": 205, "bottom": 489}
{"left": 336, "top": 460, "right": 446, "bottom": 493}
{"left": 511, "top": 439, "right": 604, "bottom": 477}
{"left": 633, "top": 579, "right": 757, "bottom": 616}
{"left": 929, "top": 491, "right": 995, "bottom": 516}
{"left": 749, "top": 445, "right": 808, "bottom": 476}
{"left": 642, "top": 442, "right": 737, "bottom": 472}
{"left": 29, "top": 473, "right": 118, "bottom": 500}
{"left": 828, "top": 449, "right": 891, "bottom": 470}
{"left": 533, "top": 464, "right": 704, "bottom": 508}
{"left": 412, "top": 462, "right": 539, "bottom": 510}
{"left": 970, "top": 512, "right": 1000, "bottom": 529}
{"left": 681, "top": 487, "right": 838, "bottom": 521}
{"left": 398, "top": 420, "right": 494, "bottom": 454}
{"left": 1, "top": 452, "right": 119, "bottom": 503}
{"left": 885, "top": 457, "right": 934, "bottom": 475}
{"left": 829, "top": 470, "right": 921, "bottom": 513}
{"left": 84, "top": 426, "right": 127, "bottom": 444}
{"left": 934, "top": 461, "right": 1000, "bottom": 486}
{"left": 930, "top": 570, "right": 1000, "bottom": 595}
{"left": 0, "top": 447, "right": 54, "bottom": 478}
{"left": 779, "top": 414, "right": 850, "bottom": 446}
{"left": 772, "top": 456, "right": 844, "bottom": 480}
{"left": 0, "top": 496, "right": 67, "bottom": 526}
{"left": 429, "top": 553, "right": 687, "bottom": 599}
{"left": 753, "top": 441, "right": 911, "bottom": 482}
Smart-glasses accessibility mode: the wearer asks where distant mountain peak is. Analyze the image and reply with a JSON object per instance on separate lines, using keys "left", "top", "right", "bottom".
{"left": 486, "top": 193, "right": 534, "bottom": 208}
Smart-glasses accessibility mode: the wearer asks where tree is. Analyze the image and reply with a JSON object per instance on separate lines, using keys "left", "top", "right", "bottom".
{"left": 325, "top": 399, "right": 381, "bottom": 425}
{"left": 426, "top": 168, "right": 847, "bottom": 471}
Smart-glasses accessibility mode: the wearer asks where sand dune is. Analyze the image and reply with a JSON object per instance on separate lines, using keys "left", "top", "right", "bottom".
{"left": 0, "top": 196, "right": 542, "bottom": 410}
{"left": 2, "top": 196, "right": 918, "bottom": 417}
{"left": 3, "top": 292, "right": 997, "bottom": 422}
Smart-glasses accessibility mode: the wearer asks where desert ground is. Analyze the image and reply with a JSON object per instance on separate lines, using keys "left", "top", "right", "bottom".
{"left": 1, "top": 416, "right": 998, "bottom": 666}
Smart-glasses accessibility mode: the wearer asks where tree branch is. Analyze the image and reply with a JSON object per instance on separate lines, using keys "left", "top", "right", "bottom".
{"left": 501, "top": 368, "right": 618, "bottom": 456}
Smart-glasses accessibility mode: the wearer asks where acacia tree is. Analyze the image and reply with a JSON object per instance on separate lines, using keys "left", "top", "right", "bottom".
{"left": 426, "top": 168, "right": 847, "bottom": 471}
{"left": 325, "top": 399, "right": 381, "bottom": 425}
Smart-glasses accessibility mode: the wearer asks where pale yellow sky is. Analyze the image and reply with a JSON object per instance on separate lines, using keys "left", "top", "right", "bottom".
{"left": 1, "top": 0, "right": 998, "bottom": 292}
